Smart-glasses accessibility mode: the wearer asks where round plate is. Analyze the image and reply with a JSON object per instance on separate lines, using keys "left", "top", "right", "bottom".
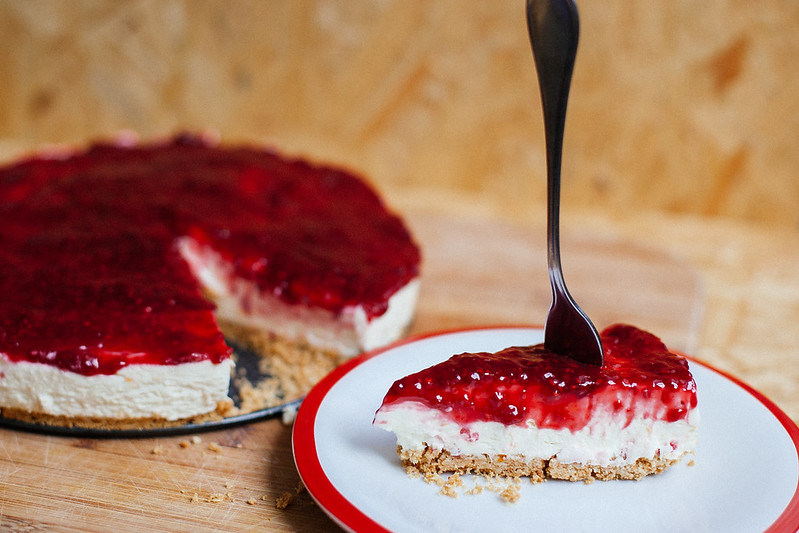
{"left": 293, "top": 326, "right": 799, "bottom": 533}
{"left": 0, "top": 340, "right": 301, "bottom": 438}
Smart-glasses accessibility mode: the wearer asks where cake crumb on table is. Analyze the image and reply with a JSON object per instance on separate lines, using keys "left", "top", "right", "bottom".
{"left": 178, "top": 436, "right": 206, "bottom": 450}
{"left": 206, "top": 493, "right": 227, "bottom": 503}
{"left": 275, "top": 492, "right": 293, "bottom": 509}
{"left": 275, "top": 481, "right": 306, "bottom": 510}
{"left": 281, "top": 405, "right": 298, "bottom": 425}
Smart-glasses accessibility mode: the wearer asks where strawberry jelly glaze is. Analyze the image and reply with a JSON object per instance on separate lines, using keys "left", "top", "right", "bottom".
{"left": 0, "top": 135, "right": 419, "bottom": 376}
{"left": 380, "top": 324, "right": 697, "bottom": 432}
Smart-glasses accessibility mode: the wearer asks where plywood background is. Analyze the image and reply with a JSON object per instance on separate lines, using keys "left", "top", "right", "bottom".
{"left": 1, "top": 0, "right": 798, "bottom": 228}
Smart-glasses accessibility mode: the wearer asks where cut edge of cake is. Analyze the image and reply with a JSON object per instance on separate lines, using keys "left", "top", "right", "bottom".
{"left": 376, "top": 398, "right": 698, "bottom": 484}
{"left": 177, "top": 236, "right": 421, "bottom": 359}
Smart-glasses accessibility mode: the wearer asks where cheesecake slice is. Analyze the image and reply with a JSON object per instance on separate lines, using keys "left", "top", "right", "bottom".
{"left": 374, "top": 324, "right": 698, "bottom": 482}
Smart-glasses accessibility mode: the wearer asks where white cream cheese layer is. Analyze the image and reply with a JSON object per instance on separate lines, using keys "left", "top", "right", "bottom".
{"left": 0, "top": 355, "right": 233, "bottom": 421}
{"left": 178, "top": 238, "right": 420, "bottom": 357}
{"left": 374, "top": 400, "right": 699, "bottom": 467}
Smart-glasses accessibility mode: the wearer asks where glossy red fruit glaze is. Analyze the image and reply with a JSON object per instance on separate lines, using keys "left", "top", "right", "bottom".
{"left": 380, "top": 324, "right": 697, "bottom": 431}
{"left": 0, "top": 135, "right": 419, "bottom": 375}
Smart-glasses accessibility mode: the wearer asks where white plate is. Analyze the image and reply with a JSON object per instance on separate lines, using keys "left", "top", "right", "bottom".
{"left": 293, "top": 327, "right": 799, "bottom": 533}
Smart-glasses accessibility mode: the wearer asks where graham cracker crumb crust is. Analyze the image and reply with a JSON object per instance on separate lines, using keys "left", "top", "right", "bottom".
{"left": 0, "top": 405, "right": 230, "bottom": 431}
{"left": 400, "top": 444, "right": 691, "bottom": 502}
{"left": 220, "top": 321, "right": 346, "bottom": 417}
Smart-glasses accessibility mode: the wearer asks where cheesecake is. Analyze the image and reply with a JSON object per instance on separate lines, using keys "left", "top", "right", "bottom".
{"left": 374, "top": 324, "right": 698, "bottom": 482}
{"left": 0, "top": 133, "right": 420, "bottom": 429}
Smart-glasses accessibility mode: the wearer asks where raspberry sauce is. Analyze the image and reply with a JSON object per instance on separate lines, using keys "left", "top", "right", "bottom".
{"left": 380, "top": 324, "right": 697, "bottom": 431}
{"left": 0, "top": 135, "right": 420, "bottom": 375}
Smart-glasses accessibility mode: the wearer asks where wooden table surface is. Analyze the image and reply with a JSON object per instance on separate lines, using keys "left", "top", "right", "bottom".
{"left": 1, "top": 194, "right": 797, "bottom": 532}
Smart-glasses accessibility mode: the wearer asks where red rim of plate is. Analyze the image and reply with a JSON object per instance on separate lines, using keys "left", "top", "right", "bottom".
{"left": 292, "top": 325, "right": 799, "bottom": 533}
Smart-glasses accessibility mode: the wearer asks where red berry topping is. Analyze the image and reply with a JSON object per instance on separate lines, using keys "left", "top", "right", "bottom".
{"left": 0, "top": 136, "right": 419, "bottom": 375}
{"left": 380, "top": 324, "right": 697, "bottom": 431}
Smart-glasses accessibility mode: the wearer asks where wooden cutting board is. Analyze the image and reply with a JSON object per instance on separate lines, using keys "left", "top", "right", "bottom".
{"left": 0, "top": 208, "right": 703, "bottom": 532}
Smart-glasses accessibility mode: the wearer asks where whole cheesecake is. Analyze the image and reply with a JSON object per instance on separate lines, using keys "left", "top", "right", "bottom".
{"left": 0, "top": 134, "right": 420, "bottom": 429}
{"left": 374, "top": 324, "right": 698, "bottom": 482}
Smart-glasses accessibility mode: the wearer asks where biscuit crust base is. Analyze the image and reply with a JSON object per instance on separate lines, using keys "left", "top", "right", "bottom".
{"left": 219, "top": 319, "right": 346, "bottom": 410}
{"left": 398, "top": 445, "right": 679, "bottom": 483}
{"left": 0, "top": 402, "right": 233, "bottom": 431}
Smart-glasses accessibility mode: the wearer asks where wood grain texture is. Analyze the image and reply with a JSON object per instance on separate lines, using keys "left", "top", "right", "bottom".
{"left": 0, "top": 205, "right": 706, "bottom": 532}
{"left": 1, "top": 1, "right": 799, "bottom": 227}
